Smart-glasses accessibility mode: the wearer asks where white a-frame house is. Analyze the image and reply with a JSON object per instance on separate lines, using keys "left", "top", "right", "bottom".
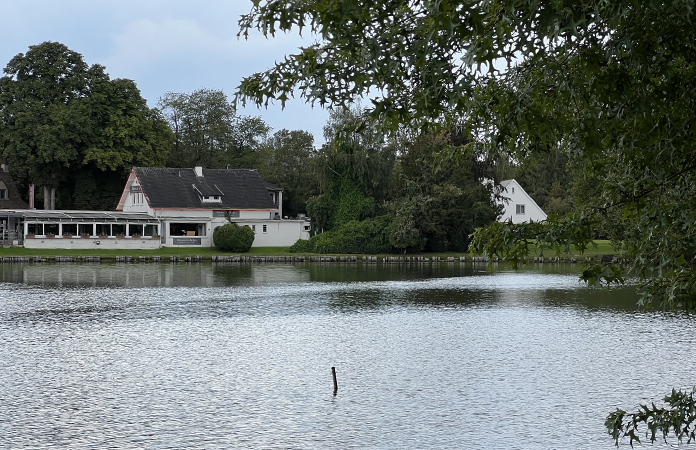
{"left": 497, "top": 179, "right": 547, "bottom": 223}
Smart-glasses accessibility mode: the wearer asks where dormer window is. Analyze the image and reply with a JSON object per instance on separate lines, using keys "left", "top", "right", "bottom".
{"left": 193, "top": 181, "right": 224, "bottom": 203}
{"left": 202, "top": 195, "right": 222, "bottom": 203}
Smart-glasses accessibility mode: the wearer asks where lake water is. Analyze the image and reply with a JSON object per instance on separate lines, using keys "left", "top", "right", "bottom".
{"left": 1, "top": 261, "right": 694, "bottom": 449}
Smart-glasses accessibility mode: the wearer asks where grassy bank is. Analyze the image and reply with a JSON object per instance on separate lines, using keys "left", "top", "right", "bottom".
{"left": 0, "top": 240, "right": 618, "bottom": 260}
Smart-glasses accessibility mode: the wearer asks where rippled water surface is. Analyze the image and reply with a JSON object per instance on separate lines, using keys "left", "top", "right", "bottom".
{"left": 1, "top": 262, "right": 695, "bottom": 449}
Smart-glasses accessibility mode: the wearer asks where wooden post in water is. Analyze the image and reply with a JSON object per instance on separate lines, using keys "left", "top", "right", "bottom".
{"left": 332, "top": 367, "right": 338, "bottom": 395}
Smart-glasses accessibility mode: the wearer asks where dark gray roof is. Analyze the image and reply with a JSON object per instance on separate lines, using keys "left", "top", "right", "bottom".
{"left": 133, "top": 167, "right": 276, "bottom": 210}
{"left": 0, "top": 170, "right": 30, "bottom": 210}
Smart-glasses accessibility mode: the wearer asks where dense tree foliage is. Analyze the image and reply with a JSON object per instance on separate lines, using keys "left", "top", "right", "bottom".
{"left": 307, "top": 107, "right": 396, "bottom": 232}
{"left": 237, "top": 0, "right": 696, "bottom": 306}
{"left": 236, "top": 0, "right": 696, "bottom": 443}
{"left": 258, "top": 129, "right": 317, "bottom": 218}
{"left": 395, "top": 132, "right": 501, "bottom": 252}
{"left": 512, "top": 148, "right": 572, "bottom": 216}
{"left": 157, "top": 89, "right": 270, "bottom": 169}
{"left": 0, "top": 42, "right": 172, "bottom": 209}
{"left": 292, "top": 108, "right": 500, "bottom": 254}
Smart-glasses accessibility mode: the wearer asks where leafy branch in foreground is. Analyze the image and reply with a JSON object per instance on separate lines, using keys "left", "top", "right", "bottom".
{"left": 235, "top": 2, "right": 696, "bottom": 444}
{"left": 606, "top": 388, "right": 696, "bottom": 447}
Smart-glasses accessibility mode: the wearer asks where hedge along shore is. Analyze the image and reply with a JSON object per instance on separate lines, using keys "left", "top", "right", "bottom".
{"left": 0, "top": 254, "right": 615, "bottom": 264}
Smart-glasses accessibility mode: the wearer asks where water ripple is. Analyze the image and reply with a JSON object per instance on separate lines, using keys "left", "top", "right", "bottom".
{"left": 0, "top": 264, "right": 693, "bottom": 449}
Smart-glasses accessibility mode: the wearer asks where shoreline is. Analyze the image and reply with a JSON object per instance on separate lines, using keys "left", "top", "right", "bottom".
{"left": 0, "top": 254, "right": 610, "bottom": 264}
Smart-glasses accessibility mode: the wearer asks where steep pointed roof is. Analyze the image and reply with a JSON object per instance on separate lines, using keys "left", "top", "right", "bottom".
{"left": 0, "top": 169, "right": 29, "bottom": 209}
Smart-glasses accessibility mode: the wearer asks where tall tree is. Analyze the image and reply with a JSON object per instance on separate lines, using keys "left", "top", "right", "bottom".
{"left": 157, "top": 89, "right": 270, "bottom": 169}
{"left": 512, "top": 148, "right": 573, "bottom": 215}
{"left": 307, "top": 107, "right": 396, "bottom": 231}
{"left": 0, "top": 41, "right": 172, "bottom": 209}
{"left": 395, "top": 131, "right": 501, "bottom": 252}
{"left": 259, "top": 129, "right": 317, "bottom": 217}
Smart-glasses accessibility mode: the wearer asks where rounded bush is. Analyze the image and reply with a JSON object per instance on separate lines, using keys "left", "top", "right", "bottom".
{"left": 213, "top": 223, "right": 254, "bottom": 252}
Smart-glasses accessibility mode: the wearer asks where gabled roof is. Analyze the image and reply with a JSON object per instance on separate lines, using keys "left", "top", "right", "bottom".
{"left": 0, "top": 170, "right": 29, "bottom": 210}
{"left": 131, "top": 167, "right": 276, "bottom": 210}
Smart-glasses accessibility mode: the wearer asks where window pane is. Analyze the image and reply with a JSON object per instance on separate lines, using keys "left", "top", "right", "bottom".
{"left": 62, "top": 224, "right": 77, "bottom": 236}
{"left": 129, "top": 224, "right": 144, "bottom": 236}
{"left": 78, "top": 224, "right": 93, "bottom": 236}
{"left": 169, "top": 223, "right": 204, "bottom": 236}
{"left": 113, "top": 224, "right": 126, "bottom": 236}
{"left": 96, "top": 224, "right": 111, "bottom": 236}
{"left": 144, "top": 224, "right": 158, "bottom": 236}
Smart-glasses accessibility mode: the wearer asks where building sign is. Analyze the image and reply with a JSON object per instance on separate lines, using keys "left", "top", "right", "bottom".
{"left": 213, "top": 210, "right": 239, "bottom": 218}
{"left": 173, "top": 237, "right": 202, "bottom": 245}
{"left": 130, "top": 185, "right": 142, "bottom": 193}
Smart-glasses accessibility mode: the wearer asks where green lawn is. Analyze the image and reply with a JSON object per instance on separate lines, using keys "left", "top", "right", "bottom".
{"left": 531, "top": 240, "right": 616, "bottom": 257}
{"left": 0, "top": 240, "right": 618, "bottom": 259}
{"left": 0, "top": 246, "right": 294, "bottom": 258}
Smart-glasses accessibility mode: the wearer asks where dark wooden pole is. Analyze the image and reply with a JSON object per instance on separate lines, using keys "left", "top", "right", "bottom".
{"left": 332, "top": 367, "right": 338, "bottom": 395}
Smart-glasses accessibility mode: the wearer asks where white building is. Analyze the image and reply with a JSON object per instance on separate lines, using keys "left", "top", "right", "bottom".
{"left": 117, "top": 167, "right": 310, "bottom": 248}
{"left": 497, "top": 179, "right": 547, "bottom": 223}
{"left": 21, "top": 210, "right": 161, "bottom": 249}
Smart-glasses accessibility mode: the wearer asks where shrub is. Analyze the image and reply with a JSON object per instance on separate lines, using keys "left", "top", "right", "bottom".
{"left": 213, "top": 223, "right": 254, "bottom": 252}
{"left": 289, "top": 238, "right": 313, "bottom": 253}
{"left": 290, "top": 217, "right": 394, "bottom": 254}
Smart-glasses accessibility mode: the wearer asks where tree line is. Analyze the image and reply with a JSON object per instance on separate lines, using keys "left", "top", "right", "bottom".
{"left": 0, "top": 41, "right": 516, "bottom": 254}
{"left": 0, "top": 41, "right": 584, "bottom": 255}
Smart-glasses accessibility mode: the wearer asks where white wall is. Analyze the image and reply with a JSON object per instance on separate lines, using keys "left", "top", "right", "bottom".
{"left": 160, "top": 216, "right": 310, "bottom": 248}
{"left": 120, "top": 174, "right": 151, "bottom": 213}
{"left": 24, "top": 236, "right": 161, "bottom": 250}
{"left": 231, "top": 220, "right": 310, "bottom": 247}
{"left": 498, "top": 179, "right": 547, "bottom": 224}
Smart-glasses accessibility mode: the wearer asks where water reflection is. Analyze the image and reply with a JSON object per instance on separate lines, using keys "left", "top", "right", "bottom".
{"left": 1, "top": 261, "right": 643, "bottom": 313}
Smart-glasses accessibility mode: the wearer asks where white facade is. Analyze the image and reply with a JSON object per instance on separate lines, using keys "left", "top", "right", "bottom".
{"left": 497, "top": 179, "right": 547, "bottom": 223}
{"left": 231, "top": 219, "right": 311, "bottom": 247}
{"left": 153, "top": 211, "right": 310, "bottom": 248}
{"left": 24, "top": 236, "right": 161, "bottom": 250}
{"left": 20, "top": 210, "right": 161, "bottom": 250}
{"left": 118, "top": 169, "right": 309, "bottom": 248}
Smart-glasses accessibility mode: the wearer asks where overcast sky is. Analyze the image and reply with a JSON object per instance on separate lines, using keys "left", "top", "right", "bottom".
{"left": 0, "top": 0, "right": 330, "bottom": 144}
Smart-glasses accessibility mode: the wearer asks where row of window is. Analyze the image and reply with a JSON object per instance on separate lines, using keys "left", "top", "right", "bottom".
{"left": 26, "top": 223, "right": 158, "bottom": 237}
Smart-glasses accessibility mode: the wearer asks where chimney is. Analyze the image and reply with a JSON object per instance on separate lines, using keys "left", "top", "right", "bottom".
{"left": 194, "top": 166, "right": 203, "bottom": 177}
{"left": 0, "top": 163, "right": 7, "bottom": 173}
